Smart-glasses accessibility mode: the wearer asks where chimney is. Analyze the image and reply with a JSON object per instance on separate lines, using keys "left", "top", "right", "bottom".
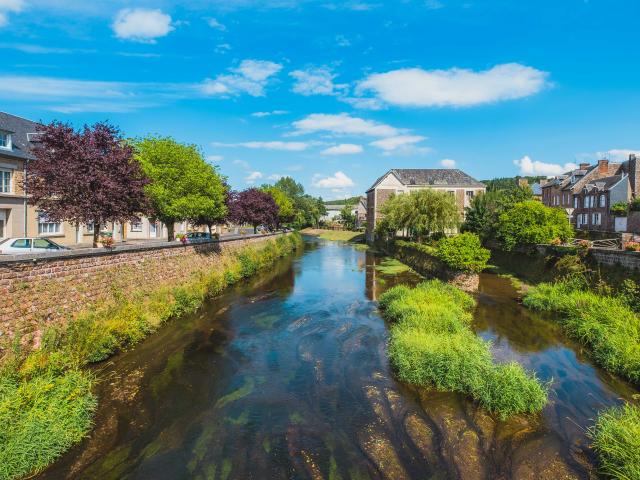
{"left": 630, "top": 153, "right": 639, "bottom": 197}
{"left": 579, "top": 162, "right": 590, "bottom": 170}
{"left": 598, "top": 159, "right": 609, "bottom": 175}
{"left": 517, "top": 178, "right": 529, "bottom": 188}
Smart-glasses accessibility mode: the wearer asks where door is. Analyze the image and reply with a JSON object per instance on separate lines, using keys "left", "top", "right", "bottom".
{"left": 615, "top": 217, "right": 628, "bottom": 232}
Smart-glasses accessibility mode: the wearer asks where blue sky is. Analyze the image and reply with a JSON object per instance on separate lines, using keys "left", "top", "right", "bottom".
{"left": 1, "top": 0, "right": 639, "bottom": 199}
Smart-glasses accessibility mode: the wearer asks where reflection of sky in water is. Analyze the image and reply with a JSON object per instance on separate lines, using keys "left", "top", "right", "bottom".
{"left": 38, "top": 239, "right": 639, "bottom": 480}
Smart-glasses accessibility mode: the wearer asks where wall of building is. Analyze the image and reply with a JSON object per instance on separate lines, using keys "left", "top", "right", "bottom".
{"left": 0, "top": 233, "right": 287, "bottom": 344}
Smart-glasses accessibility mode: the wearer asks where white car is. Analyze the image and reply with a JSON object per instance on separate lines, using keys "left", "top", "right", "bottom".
{"left": 0, "top": 237, "right": 70, "bottom": 255}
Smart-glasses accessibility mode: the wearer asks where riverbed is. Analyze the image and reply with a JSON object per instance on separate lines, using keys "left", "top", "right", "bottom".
{"left": 39, "top": 237, "right": 638, "bottom": 479}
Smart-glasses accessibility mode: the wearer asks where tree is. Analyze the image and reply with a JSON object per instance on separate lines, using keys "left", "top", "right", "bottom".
{"left": 274, "top": 177, "right": 304, "bottom": 199}
{"left": 498, "top": 200, "right": 573, "bottom": 250}
{"left": 27, "top": 121, "right": 149, "bottom": 247}
{"left": 228, "top": 188, "right": 279, "bottom": 233}
{"left": 192, "top": 181, "right": 231, "bottom": 235}
{"left": 261, "top": 185, "right": 295, "bottom": 226}
{"left": 272, "top": 177, "right": 325, "bottom": 228}
{"left": 377, "top": 190, "right": 460, "bottom": 242}
{"left": 134, "top": 136, "right": 227, "bottom": 241}
{"left": 339, "top": 205, "right": 357, "bottom": 230}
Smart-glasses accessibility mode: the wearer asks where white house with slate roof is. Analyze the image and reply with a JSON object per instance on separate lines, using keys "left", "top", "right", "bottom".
{"left": 365, "top": 168, "right": 485, "bottom": 244}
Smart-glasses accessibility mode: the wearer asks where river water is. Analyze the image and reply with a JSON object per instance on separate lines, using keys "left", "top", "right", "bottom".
{"left": 39, "top": 237, "right": 638, "bottom": 479}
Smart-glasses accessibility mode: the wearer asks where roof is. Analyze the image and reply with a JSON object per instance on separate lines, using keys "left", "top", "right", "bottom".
{"left": 367, "top": 168, "right": 485, "bottom": 191}
{"left": 531, "top": 183, "right": 542, "bottom": 195}
{"left": 0, "top": 112, "right": 41, "bottom": 160}
{"left": 583, "top": 175, "right": 626, "bottom": 191}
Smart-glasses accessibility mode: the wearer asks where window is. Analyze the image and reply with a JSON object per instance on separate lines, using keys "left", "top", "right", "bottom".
{"left": 38, "top": 213, "right": 61, "bottom": 235}
{"left": 150, "top": 222, "right": 158, "bottom": 237}
{"left": 574, "top": 197, "right": 579, "bottom": 208}
{"left": 33, "top": 238, "right": 58, "bottom": 249}
{"left": 599, "top": 195, "right": 606, "bottom": 208}
{"left": 86, "top": 223, "right": 94, "bottom": 234}
{"left": 0, "top": 132, "right": 11, "bottom": 149}
{"left": 465, "top": 191, "right": 475, "bottom": 198}
{"left": 0, "top": 170, "right": 10, "bottom": 193}
{"left": 131, "top": 221, "right": 143, "bottom": 232}
{"left": 11, "top": 239, "right": 31, "bottom": 248}
{"left": 592, "top": 213, "right": 601, "bottom": 225}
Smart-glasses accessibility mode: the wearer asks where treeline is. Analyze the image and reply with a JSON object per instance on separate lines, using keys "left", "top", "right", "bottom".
{"left": 28, "top": 121, "right": 325, "bottom": 246}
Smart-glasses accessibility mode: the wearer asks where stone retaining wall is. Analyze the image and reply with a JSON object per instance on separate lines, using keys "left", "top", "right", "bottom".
{"left": 0, "top": 233, "right": 286, "bottom": 343}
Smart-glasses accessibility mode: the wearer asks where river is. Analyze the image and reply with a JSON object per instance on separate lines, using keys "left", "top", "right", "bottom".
{"left": 39, "top": 237, "right": 638, "bottom": 479}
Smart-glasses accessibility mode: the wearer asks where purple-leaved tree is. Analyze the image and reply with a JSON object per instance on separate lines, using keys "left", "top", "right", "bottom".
{"left": 27, "top": 121, "right": 149, "bottom": 247}
{"left": 228, "top": 188, "right": 279, "bottom": 233}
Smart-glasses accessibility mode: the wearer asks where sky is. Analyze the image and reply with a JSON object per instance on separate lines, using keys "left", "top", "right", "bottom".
{"left": 1, "top": 0, "right": 639, "bottom": 199}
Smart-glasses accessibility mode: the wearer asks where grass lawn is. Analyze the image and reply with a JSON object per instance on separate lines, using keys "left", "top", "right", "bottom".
{"left": 301, "top": 228, "right": 364, "bottom": 243}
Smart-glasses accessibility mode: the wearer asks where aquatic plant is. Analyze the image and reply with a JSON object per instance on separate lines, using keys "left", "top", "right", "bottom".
{"left": 523, "top": 280, "right": 640, "bottom": 384}
{"left": 0, "top": 233, "right": 302, "bottom": 480}
{"left": 434, "top": 233, "right": 491, "bottom": 273}
{"left": 380, "top": 281, "right": 547, "bottom": 419}
{"left": 589, "top": 404, "right": 640, "bottom": 480}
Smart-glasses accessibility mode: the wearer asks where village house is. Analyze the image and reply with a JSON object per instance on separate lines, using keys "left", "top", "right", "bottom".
{"left": 541, "top": 156, "right": 639, "bottom": 232}
{"left": 365, "top": 168, "right": 485, "bottom": 244}
{"left": 0, "top": 111, "right": 193, "bottom": 246}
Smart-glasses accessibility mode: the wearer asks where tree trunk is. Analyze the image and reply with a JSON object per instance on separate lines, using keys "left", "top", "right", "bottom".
{"left": 207, "top": 224, "right": 212, "bottom": 236}
{"left": 253, "top": 224, "right": 258, "bottom": 234}
{"left": 93, "top": 228, "right": 100, "bottom": 248}
{"left": 167, "top": 222, "right": 175, "bottom": 242}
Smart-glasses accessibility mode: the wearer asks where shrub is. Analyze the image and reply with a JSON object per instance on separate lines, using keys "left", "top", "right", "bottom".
{"left": 630, "top": 198, "right": 640, "bottom": 212}
{"left": 589, "top": 404, "right": 640, "bottom": 480}
{"left": 610, "top": 202, "right": 628, "bottom": 216}
{"left": 523, "top": 280, "right": 640, "bottom": 383}
{"left": 498, "top": 201, "right": 573, "bottom": 250}
{"left": 380, "top": 281, "right": 547, "bottom": 419}
{"left": 436, "top": 233, "right": 490, "bottom": 273}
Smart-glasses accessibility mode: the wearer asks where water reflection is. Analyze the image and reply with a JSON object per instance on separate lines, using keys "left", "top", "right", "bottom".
{"left": 39, "top": 238, "right": 637, "bottom": 480}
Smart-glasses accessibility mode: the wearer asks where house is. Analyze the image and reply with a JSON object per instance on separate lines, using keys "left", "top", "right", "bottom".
{"left": 541, "top": 156, "right": 639, "bottom": 232}
{"left": 355, "top": 196, "right": 367, "bottom": 229}
{"left": 0, "top": 111, "right": 193, "bottom": 246}
{"left": 365, "top": 168, "right": 486, "bottom": 243}
{"left": 321, "top": 204, "right": 346, "bottom": 223}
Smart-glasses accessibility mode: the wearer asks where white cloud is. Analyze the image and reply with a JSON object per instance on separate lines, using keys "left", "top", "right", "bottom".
{"left": 212, "top": 140, "right": 309, "bottom": 151}
{"left": 290, "top": 67, "right": 346, "bottom": 96}
{"left": 335, "top": 34, "right": 351, "bottom": 47}
{"left": 425, "top": 0, "right": 444, "bottom": 10}
{"left": 292, "top": 113, "right": 399, "bottom": 137}
{"left": 206, "top": 17, "right": 226, "bottom": 31}
{"left": 201, "top": 59, "right": 282, "bottom": 97}
{"left": 268, "top": 173, "right": 283, "bottom": 180}
{"left": 321, "top": 144, "right": 363, "bottom": 155}
{"left": 251, "top": 110, "right": 289, "bottom": 117}
{"left": 214, "top": 43, "right": 231, "bottom": 54}
{"left": 112, "top": 8, "right": 174, "bottom": 43}
{"left": 312, "top": 171, "right": 355, "bottom": 189}
{"left": 370, "top": 135, "right": 426, "bottom": 151}
{"left": 206, "top": 155, "right": 223, "bottom": 162}
{"left": 440, "top": 158, "right": 456, "bottom": 168}
{"left": 245, "top": 171, "right": 263, "bottom": 184}
{"left": 0, "top": 0, "right": 23, "bottom": 27}
{"left": 356, "top": 63, "right": 549, "bottom": 108}
{"left": 514, "top": 155, "right": 577, "bottom": 177}
{"left": 232, "top": 159, "right": 250, "bottom": 169}
{"left": 598, "top": 149, "right": 640, "bottom": 162}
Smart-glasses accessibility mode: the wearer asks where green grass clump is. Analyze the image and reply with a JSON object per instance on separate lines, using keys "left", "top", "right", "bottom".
{"left": 301, "top": 228, "right": 364, "bottom": 243}
{"left": 523, "top": 280, "right": 640, "bottom": 384}
{"left": 380, "top": 281, "right": 547, "bottom": 419}
{"left": 0, "top": 233, "right": 302, "bottom": 480}
{"left": 0, "top": 369, "right": 97, "bottom": 480}
{"left": 589, "top": 404, "right": 640, "bottom": 480}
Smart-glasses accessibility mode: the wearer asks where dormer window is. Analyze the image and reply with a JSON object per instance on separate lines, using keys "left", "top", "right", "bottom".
{"left": 0, "top": 131, "right": 12, "bottom": 150}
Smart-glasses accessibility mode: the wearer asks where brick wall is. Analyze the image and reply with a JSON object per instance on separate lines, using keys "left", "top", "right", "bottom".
{"left": 0, "top": 234, "right": 285, "bottom": 343}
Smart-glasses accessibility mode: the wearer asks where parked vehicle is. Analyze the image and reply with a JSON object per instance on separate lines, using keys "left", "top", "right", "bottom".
{"left": 185, "top": 232, "right": 213, "bottom": 243}
{"left": 0, "top": 237, "right": 70, "bottom": 255}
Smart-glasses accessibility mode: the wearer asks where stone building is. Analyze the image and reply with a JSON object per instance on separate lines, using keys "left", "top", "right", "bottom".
{"left": 365, "top": 168, "right": 485, "bottom": 243}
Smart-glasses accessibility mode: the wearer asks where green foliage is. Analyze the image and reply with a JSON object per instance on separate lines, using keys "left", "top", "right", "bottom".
{"left": 498, "top": 201, "right": 573, "bottom": 250}
{"left": 630, "top": 198, "right": 640, "bottom": 212}
{"left": 339, "top": 205, "right": 357, "bottom": 230}
{"left": 620, "top": 279, "right": 640, "bottom": 313}
{"left": 523, "top": 280, "right": 640, "bottom": 383}
{"left": 380, "top": 281, "right": 547, "bottom": 419}
{"left": 0, "top": 370, "right": 97, "bottom": 480}
{"left": 435, "top": 233, "right": 490, "bottom": 273}
{"left": 610, "top": 202, "right": 629, "bottom": 216}
{"left": 324, "top": 196, "right": 361, "bottom": 205}
{"left": 262, "top": 185, "right": 295, "bottom": 225}
{"left": 482, "top": 177, "right": 545, "bottom": 192}
{"left": 376, "top": 190, "right": 460, "bottom": 242}
{"left": 273, "top": 177, "right": 326, "bottom": 228}
{"left": 589, "top": 404, "right": 640, "bottom": 480}
{"left": 0, "top": 233, "right": 302, "bottom": 479}
{"left": 134, "top": 136, "right": 228, "bottom": 239}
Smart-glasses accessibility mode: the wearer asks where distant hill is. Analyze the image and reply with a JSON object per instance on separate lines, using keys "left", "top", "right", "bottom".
{"left": 324, "top": 196, "right": 361, "bottom": 206}
{"left": 481, "top": 176, "right": 546, "bottom": 192}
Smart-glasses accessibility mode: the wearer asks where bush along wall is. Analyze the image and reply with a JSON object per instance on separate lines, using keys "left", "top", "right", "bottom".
{"left": 391, "top": 233, "right": 490, "bottom": 291}
{"left": 379, "top": 281, "right": 547, "bottom": 420}
{"left": 0, "top": 233, "right": 302, "bottom": 480}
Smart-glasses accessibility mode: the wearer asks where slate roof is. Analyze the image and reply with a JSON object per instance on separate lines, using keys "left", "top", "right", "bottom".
{"left": 367, "top": 168, "right": 484, "bottom": 191}
{"left": 584, "top": 175, "right": 625, "bottom": 191}
{"left": 531, "top": 183, "right": 542, "bottom": 196}
{"left": 0, "top": 112, "right": 41, "bottom": 160}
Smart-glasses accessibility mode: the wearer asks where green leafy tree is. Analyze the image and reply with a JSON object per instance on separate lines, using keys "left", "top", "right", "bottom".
{"left": 262, "top": 185, "right": 295, "bottom": 226}
{"left": 339, "top": 205, "right": 357, "bottom": 230}
{"left": 436, "top": 233, "right": 491, "bottom": 273}
{"left": 377, "top": 190, "right": 460, "bottom": 241}
{"left": 498, "top": 200, "right": 573, "bottom": 250}
{"left": 134, "top": 136, "right": 228, "bottom": 241}
{"left": 272, "top": 177, "right": 325, "bottom": 228}
{"left": 274, "top": 177, "right": 305, "bottom": 199}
